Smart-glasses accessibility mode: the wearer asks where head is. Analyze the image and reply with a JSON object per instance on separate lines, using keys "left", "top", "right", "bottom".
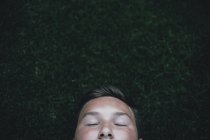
{"left": 72, "top": 85, "right": 143, "bottom": 140}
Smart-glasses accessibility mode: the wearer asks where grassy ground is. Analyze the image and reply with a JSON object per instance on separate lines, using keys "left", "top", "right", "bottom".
{"left": 1, "top": 0, "right": 209, "bottom": 139}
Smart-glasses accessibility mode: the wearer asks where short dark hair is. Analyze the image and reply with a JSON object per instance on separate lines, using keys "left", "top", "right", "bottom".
{"left": 71, "top": 85, "right": 143, "bottom": 138}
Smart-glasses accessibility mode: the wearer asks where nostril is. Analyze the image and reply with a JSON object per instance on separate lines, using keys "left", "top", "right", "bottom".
{"left": 99, "top": 133, "right": 113, "bottom": 138}
{"left": 100, "top": 134, "right": 104, "bottom": 137}
{"left": 108, "top": 134, "right": 113, "bottom": 138}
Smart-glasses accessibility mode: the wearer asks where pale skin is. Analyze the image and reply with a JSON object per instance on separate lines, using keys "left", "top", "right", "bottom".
{"left": 74, "top": 96, "right": 142, "bottom": 140}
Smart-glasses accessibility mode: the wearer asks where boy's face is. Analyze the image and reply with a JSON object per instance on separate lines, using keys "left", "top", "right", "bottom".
{"left": 74, "top": 96, "right": 139, "bottom": 140}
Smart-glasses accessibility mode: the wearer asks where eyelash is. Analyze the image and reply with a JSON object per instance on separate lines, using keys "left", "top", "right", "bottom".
{"left": 86, "top": 123, "right": 99, "bottom": 126}
{"left": 114, "top": 123, "right": 127, "bottom": 126}
{"left": 86, "top": 123, "right": 127, "bottom": 127}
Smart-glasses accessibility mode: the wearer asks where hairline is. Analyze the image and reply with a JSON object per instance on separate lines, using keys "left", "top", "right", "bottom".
{"left": 78, "top": 96, "right": 136, "bottom": 121}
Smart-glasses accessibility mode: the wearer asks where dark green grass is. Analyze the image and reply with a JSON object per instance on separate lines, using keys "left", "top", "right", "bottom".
{"left": 1, "top": 0, "right": 209, "bottom": 139}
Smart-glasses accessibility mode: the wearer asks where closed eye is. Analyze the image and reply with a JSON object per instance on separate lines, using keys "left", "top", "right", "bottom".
{"left": 115, "top": 123, "right": 127, "bottom": 126}
{"left": 86, "top": 123, "right": 99, "bottom": 126}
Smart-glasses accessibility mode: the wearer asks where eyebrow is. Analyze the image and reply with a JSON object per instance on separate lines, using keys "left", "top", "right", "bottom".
{"left": 81, "top": 111, "right": 132, "bottom": 120}
{"left": 82, "top": 112, "right": 99, "bottom": 118}
{"left": 113, "top": 112, "right": 132, "bottom": 120}
{"left": 79, "top": 112, "right": 99, "bottom": 122}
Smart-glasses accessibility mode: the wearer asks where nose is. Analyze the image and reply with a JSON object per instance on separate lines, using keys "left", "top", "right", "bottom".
{"left": 98, "top": 123, "right": 114, "bottom": 139}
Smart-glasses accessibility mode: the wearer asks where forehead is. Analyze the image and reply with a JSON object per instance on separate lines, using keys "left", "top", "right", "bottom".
{"left": 79, "top": 97, "right": 135, "bottom": 119}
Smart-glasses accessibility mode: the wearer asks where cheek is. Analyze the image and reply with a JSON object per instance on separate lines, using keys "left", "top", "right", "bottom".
{"left": 75, "top": 128, "right": 98, "bottom": 140}
{"left": 113, "top": 128, "right": 138, "bottom": 140}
